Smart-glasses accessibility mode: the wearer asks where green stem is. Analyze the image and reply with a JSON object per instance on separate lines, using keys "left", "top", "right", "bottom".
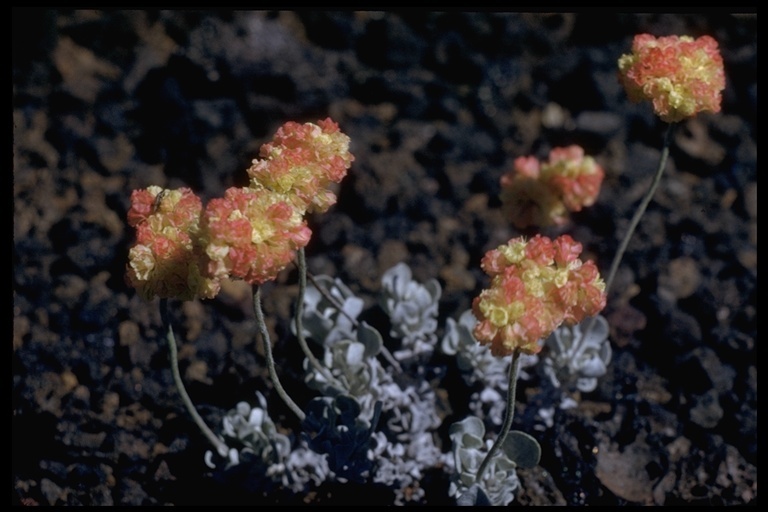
{"left": 474, "top": 350, "right": 522, "bottom": 485}
{"left": 160, "top": 299, "right": 228, "bottom": 457}
{"left": 294, "top": 248, "right": 346, "bottom": 390}
{"left": 253, "top": 285, "right": 306, "bottom": 422}
{"left": 581, "top": 123, "right": 675, "bottom": 340}
{"left": 603, "top": 122, "right": 675, "bottom": 296}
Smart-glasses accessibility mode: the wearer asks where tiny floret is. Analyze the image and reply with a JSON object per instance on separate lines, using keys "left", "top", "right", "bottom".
{"left": 618, "top": 34, "right": 726, "bottom": 123}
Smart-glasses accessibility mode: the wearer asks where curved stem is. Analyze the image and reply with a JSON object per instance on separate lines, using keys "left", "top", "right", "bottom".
{"left": 160, "top": 299, "right": 228, "bottom": 457}
{"left": 581, "top": 123, "right": 675, "bottom": 340}
{"left": 474, "top": 350, "right": 522, "bottom": 485}
{"left": 603, "top": 122, "right": 675, "bottom": 296}
{"left": 253, "top": 285, "right": 306, "bottom": 422}
{"left": 294, "top": 248, "right": 346, "bottom": 390}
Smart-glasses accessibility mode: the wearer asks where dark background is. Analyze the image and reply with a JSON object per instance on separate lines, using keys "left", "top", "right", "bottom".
{"left": 13, "top": 10, "right": 756, "bottom": 505}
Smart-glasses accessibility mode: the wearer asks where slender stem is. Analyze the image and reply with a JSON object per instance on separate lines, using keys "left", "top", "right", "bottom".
{"left": 160, "top": 299, "right": 228, "bottom": 457}
{"left": 581, "top": 123, "right": 675, "bottom": 340}
{"left": 294, "top": 249, "right": 346, "bottom": 390}
{"left": 253, "top": 285, "right": 306, "bottom": 422}
{"left": 305, "top": 271, "right": 359, "bottom": 327}
{"left": 604, "top": 122, "right": 675, "bottom": 296}
{"left": 474, "top": 350, "right": 522, "bottom": 485}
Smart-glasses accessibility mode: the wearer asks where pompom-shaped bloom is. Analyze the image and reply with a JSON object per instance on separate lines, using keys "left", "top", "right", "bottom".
{"left": 500, "top": 156, "right": 567, "bottom": 229}
{"left": 540, "top": 146, "right": 604, "bottom": 212}
{"left": 201, "top": 186, "right": 311, "bottom": 285}
{"left": 247, "top": 118, "right": 354, "bottom": 214}
{"left": 472, "top": 235, "right": 606, "bottom": 357}
{"left": 500, "top": 146, "right": 604, "bottom": 229}
{"left": 126, "top": 186, "right": 220, "bottom": 301}
{"left": 618, "top": 34, "right": 725, "bottom": 123}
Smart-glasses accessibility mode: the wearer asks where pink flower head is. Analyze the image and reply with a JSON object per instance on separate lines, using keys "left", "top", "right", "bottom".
{"left": 201, "top": 186, "right": 311, "bottom": 285}
{"left": 500, "top": 146, "right": 603, "bottom": 229}
{"left": 473, "top": 234, "right": 606, "bottom": 356}
{"left": 126, "top": 186, "right": 220, "bottom": 301}
{"left": 500, "top": 156, "right": 567, "bottom": 229}
{"left": 541, "top": 145, "right": 604, "bottom": 212}
{"left": 247, "top": 118, "right": 354, "bottom": 214}
{"left": 618, "top": 34, "right": 726, "bottom": 123}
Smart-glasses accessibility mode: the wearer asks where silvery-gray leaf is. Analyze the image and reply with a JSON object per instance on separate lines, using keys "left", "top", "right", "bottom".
{"left": 600, "top": 340, "right": 612, "bottom": 364}
{"left": 341, "top": 296, "right": 365, "bottom": 320}
{"left": 382, "top": 262, "right": 412, "bottom": 297}
{"left": 579, "top": 353, "right": 608, "bottom": 378}
{"left": 302, "top": 284, "right": 324, "bottom": 311}
{"left": 576, "top": 377, "right": 598, "bottom": 392}
{"left": 236, "top": 401, "right": 251, "bottom": 417}
{"left": 501, "top": 430, "right": 541, "bottom": 468}
{"left": 425, "top": 279, "right": 442, "bottom": 302}
{"left": 357, "top": 321, "right": 383, "bottom": 357}
{"left": 585, "top": 314, "right": 609, "bottom": 342}
{"left": 345, "top": 341, "right": 366, "bottom": 366}
{"left": 440, "top": 317, "right": 461, "bottom": 355}
{"left": 456, "top": 484, "right": 491, "bottom": 506}
{"left": 449, "top": 416, "right": 486, "bottom": 443}
{"left": 247, "top": 406, "right": 265, "bottom": 428}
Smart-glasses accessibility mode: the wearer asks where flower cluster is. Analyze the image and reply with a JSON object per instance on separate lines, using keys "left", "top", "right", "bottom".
{"left": 247, "top": 118, "right": 354, "bottom": 214}
{"left": 126, "top": 119, "right": 353, "bottom": 300}
{"left": 201, "top": 187, "right": 311, "bottom": 285}
{"left": 618, "top": 34, "right": 726, "bottom": 123}
{"left": 126, "top": 186, "right": 220, "bottom": 301}
{"left": 500, "top": 145, "right": 604, "bottom": 229}
{"left": 472, "top": 234, "right": 606, "bottom": 357}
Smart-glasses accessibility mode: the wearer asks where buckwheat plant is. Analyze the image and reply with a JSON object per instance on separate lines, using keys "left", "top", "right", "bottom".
{"left": 442, "top": 32, "right": 725, "bottom": 505}
{"left": 610, "top": 33, "right": 725, "bottom": 294}
{"left": 124, "top": 30, "right": 726, "bottom": 506}
{"left": 126, "top": 118, "right": 353, "bottom": 455}
{"left": 446, "top": 235, "right": 606, "bottom": 504}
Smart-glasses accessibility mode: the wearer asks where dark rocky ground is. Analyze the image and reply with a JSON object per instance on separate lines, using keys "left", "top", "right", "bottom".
{"left": 13, "top": 10, "right": 756, "bottom": 506}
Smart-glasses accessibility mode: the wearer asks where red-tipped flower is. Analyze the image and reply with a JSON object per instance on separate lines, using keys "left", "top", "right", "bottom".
{"left": 126, "top": 118, "right": 353, "bottom": 298}
{"left": 201, "top": 187, "right": 311, "bottom": 285}
{"left": 618, "top": 34, "right": 726, "bottom": 123}
{"left": 126, "top": 187, "right": 220, "bottom": 301}
{"left": 473, "top": 234, "right": 606, "bottom": 356}
{"left": 247, "top": 118, "right": 354, "bottom": 214}
{"left": 500, "top": 146, "right": 604, "bottom": 229}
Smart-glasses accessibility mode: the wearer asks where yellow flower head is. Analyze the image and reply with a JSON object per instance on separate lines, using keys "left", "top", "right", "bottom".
{"left": 500, "top": 146, "right": 604, "bottom": 229}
